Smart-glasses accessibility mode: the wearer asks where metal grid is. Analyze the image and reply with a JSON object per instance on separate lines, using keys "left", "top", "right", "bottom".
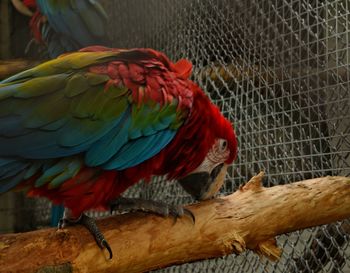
{"left": 1, "top": 0, "right": 350, "bottom": 272}
{"left": 103, "top": 0, "right": 350, "bottom": 272}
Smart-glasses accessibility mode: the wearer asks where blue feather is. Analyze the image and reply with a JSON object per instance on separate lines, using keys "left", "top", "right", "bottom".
{"left": 36, "top": 0, "right": 108, "bottom": 58}
{"left": 103, "top": 129, "right": 176, "bottom": 170}
{"left": 35, "top": 157, "right": 82, "bottom": 187}
{"left": 85, "top": 110, "right": 131, "bottom": 166}
{"left": 0, "top": 171, "right": 26, "bottom": 194}
{"left": 0, "top": 160, "right": 28, "bottom": 180}
{"left": 0, "top": 115, "right": 31, "bottom": 137}
{"left": 124, "top": 130, "right": 175, "bottom": 168}
{"left": 0, "top": 110, "right": 127, "bottom": 159}
{"left": 23, "top": 161, "right": 43, "bottom": 180}
{"left": 0, "top": 158, "right": 16, "bottom": 167}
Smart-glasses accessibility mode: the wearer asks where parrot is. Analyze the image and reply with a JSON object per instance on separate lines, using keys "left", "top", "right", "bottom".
{"left": 0, "top": 46, "right": 238, "bottom": 258}
{"left": 11, "top": 0, "right": 109, "bottom": 58}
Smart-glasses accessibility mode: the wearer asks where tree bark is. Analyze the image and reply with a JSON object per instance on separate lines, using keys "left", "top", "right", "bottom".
{"left": 0, "top": 173, "right": 349, "bottom": 273}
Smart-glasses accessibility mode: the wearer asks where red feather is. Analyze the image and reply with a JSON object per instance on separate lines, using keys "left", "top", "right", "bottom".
{"left": 23, "top": 0, "right": 37, "bottom": 9}
{"left": 29, "top": 11, "right": 44, "bottom": 43}
{"left": 22, "top": 0, "right": 44, "bottom": 43}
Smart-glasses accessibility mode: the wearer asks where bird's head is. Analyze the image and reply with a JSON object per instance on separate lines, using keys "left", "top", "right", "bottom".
{"left": 176, "top": 96, "right": 238, "bottom": 200}
{"left": 178, "top": 137, "right": 235, "bottom": 200}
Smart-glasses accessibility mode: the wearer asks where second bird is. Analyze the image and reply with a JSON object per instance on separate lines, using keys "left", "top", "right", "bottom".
{"left": 12, "top": 0, "right": 109, "bottom": 58}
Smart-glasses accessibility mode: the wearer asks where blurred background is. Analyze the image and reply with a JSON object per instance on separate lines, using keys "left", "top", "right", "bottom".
{"left": 0, "top": 0, "right": 350, "bottom": 272}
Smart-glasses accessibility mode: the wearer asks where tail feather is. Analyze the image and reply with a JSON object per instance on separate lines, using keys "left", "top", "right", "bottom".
{"left": 0, "top": 157, "right": 82, "bottom": 194}
{"left": 0, "top": 158, "right": 30, "bottom": 193}
{"left": 0, "top": 170, "right": 27, "bottom": 194}
{"left": 0, "top": 157, "right": 136, "bottom": 217}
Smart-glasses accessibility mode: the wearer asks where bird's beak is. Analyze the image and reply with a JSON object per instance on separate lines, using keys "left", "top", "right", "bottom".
{"left": 178, "top": 163, "right": 228, "bottom": 200}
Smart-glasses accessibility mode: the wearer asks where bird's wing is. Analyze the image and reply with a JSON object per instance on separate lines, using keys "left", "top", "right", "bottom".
{"left": 0, "top": 50, "right": 190, "bottom": 190}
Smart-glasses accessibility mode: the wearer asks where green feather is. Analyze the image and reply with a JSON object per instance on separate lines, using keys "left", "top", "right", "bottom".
{"left": 64, "top": 73, "right": 90, "bottom": 97}
{"left": 86, "top": 73, "right": 109, "bottom": 86}
{"left": 2, "top": 52, "right": 119, "bottom": 83}
{"left": 49, "top": 159, "right": 82, "bottom": 188}
{"left": 105, "top": 85, "right": 129, "bottom": 99}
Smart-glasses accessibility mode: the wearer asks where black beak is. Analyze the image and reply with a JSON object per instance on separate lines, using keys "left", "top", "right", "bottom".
{"left": 178, "top": 163, "right": 226, "bottom": 200}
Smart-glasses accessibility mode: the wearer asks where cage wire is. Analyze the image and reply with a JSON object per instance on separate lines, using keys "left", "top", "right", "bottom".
{"left": 1, "top": 0, "right": 350, "bottom": 272}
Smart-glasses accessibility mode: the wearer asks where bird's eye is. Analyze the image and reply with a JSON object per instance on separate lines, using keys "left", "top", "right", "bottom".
{"left": 220, "top": 140, "right": 227, "bottom": 150}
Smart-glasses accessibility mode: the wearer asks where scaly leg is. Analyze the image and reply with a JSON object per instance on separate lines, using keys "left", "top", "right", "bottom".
{"left": 109, "top": 197, "right": 195, "bottom": 223}
{"left": 58, "top": 209, "right": 113, "bottom": 259}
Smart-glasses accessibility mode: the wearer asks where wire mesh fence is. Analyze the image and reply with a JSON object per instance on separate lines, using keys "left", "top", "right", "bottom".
{"left": 107, "top": 1, "right": 350, "bottom": 272}
{"left": 1, "top": 0, "right": 350, "bottom": 272}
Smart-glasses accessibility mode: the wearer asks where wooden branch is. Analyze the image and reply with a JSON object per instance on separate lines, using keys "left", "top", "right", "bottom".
{"left": 1, "top": 173, "right": 349, "bottom": 273}
{"left": 195, "top": 64, "right": 349, "bottom": 85}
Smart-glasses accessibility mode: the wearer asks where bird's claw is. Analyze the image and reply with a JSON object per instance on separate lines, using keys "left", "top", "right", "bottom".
{"left": 101, "top": 239, "right": 113, "bottom": 259}
{"left": 167, "top": 205, "right": 195, "bottom": 224}
{"left": 58, "top": 214, "right": 113, "bottom": 259}
{"left": 184, "top": 208, "right": 196, "bottom": 224}
{"left": 79, "top": 214, "right": 113, "bottom": 259}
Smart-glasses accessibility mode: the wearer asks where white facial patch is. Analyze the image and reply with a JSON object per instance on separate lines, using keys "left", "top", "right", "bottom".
{"left": 193, "top": 138, "right": 230, "bottom": 174}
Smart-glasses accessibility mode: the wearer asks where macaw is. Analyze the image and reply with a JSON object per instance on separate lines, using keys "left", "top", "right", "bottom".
{"left": 0, "top": 46, "right": 237, "bottom": 258}
{"left": 11, "top": 0, "right": 109, "bottom": 58}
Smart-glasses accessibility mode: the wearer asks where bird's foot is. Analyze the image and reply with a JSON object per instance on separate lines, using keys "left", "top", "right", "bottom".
{"left": 58, "top": 214, "right": 113, "bottom": 259}
{"left": 109, "top": 197, "right": 195, "bottom": 223}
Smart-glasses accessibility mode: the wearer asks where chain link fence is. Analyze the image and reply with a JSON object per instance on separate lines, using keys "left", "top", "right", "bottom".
{"left": 1, "top": 0, "right": 350, "bottom": 272}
